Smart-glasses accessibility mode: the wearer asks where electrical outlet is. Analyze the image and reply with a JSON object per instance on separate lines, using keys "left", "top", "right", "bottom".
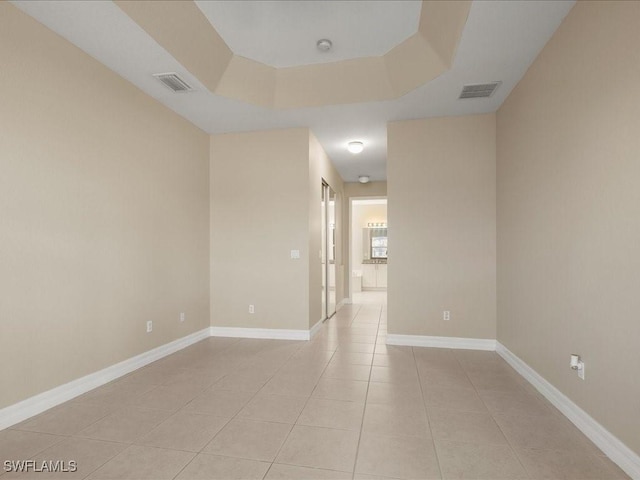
{"left": 146, "top": 321, "right": 153, "bottom": 333}
{"left": 180, "top": 312, "right": 185, "bottom": 322}
{"left": 290, "top": 249, "right": 300, "bottom": 259}
{"left": 249, "top": 304, "right": 255, "bottom": 314}
{"left": 443, "top": 311, "right": 450, "bottom": 321}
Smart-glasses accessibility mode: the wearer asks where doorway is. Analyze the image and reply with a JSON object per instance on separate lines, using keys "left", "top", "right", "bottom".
{"left": 350, "top": 198, "right": 387, "bottom": 305}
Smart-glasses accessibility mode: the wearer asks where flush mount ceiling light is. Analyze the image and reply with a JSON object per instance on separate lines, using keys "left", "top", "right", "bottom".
{"left": 347, "top": 141, "right": 364, "bottom": 154}
{"left": 316, "top": 39, "right": 332, "bottom": 52}
{"left": 358, "top": 175, "right": 370, "bottom": 184}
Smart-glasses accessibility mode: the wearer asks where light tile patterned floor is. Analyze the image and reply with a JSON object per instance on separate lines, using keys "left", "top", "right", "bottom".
{"left": 0, "top": 295, "right": 629, "bottom": 479}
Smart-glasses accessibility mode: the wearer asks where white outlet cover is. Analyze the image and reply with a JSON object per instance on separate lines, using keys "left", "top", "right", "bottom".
{"left": 146, "top": 321, "right": 153, "bottom": 332}
{"left": 290, "top": 249, "right": 300, "bottom": 259}
{"left": 180, "top": 312, "right": 185, "bottom": 322}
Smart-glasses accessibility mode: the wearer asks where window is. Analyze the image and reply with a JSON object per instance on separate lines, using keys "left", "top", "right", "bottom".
{"left": 370, "top": 228, "right": 387, "bottom": 259}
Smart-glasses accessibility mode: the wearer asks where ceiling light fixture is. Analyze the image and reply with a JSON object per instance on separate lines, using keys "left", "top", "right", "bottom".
{"left": 316, "top": 39, "right": 332, "bottom": 52}
{"left": 347, "top": 141, "right": 364, "bottom": 154}
{"left": 358, "top": 175, "right": 370, "bottom": 184}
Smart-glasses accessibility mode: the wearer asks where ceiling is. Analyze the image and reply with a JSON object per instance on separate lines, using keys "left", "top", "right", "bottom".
{"left": 195, "top": 1, "right": 422, "bottom": 68}
{"left": 12, "top": 0, "right": 575, "bottom": 183}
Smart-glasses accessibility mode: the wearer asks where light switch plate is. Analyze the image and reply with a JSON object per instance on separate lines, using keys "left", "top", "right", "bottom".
{"left": 290, "top": 249, "right": 300, "bottom": 259}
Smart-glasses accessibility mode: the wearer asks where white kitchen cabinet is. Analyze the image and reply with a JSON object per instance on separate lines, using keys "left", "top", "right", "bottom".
{"left": 362, "top": 264, "right": 376, "bottom": 288}
{"left": 361, "top": 263, "right": 387, "bottom": 289}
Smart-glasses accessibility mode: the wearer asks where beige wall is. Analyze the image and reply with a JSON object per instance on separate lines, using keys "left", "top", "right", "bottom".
{"left": 342, "top": 182, "right": 387, "bottom": 299}
{"left": 309, "top": 133, "right": 344, "bottom": 327}
{"left": 210, "top": 129, "right": 310, "bottom": 331}
{"left": 387, "top": 115, "right": 496, "bottom": 338}
{"left": 209, "top": 129, "right": 343, "bottom": 332}
{"left": 343, "top": 181, "right": 388, "bottom": 199}
{"left": 0, "top": 4, "right": 210, "bottom": 409}
{"left": 497, "top": 1, "right": 640, "bottom": 455}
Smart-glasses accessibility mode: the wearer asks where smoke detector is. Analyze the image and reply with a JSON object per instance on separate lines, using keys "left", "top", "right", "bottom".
{"left": 317, "top": 39, "right": 333, "bottom": 52}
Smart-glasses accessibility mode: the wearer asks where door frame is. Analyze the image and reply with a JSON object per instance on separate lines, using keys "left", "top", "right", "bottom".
{"left": 349, "top": 196, "right": 388, "bottom": 301}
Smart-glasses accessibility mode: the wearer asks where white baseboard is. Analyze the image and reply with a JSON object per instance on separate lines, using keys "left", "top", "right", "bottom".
{"left": 387, "top": 334, "right": 496, "bottom": 351}
{"left": 496, "top": 342, "right": 640, "bottom": 480}
{"left": 210, "top": 326, "right": 311, "bottom": 341}
{"left": 0, "top": 327, "right": 210, "bottom": 431}
{"left": 309, "top": 319, "right": 324, "bottom": 339}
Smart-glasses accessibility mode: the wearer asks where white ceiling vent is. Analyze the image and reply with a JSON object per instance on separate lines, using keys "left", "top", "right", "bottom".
{"left": 459, "top": 81, "right": 501, "bottom": 99}
{"left": 153, "top": 73, "right": 193, "bottom": 93}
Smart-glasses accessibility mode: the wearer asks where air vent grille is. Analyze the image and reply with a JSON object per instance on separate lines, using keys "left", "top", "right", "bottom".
{"left": 459, "top": 82, "right": 501, "bottom": 99}
{"left": 153, "top": 73, "right": 193, "bottom": 92}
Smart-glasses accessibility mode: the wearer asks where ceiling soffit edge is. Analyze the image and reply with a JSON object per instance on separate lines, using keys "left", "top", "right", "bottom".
{"left": 217, "top": 55, "right": 276, "bottom": 109}
{"left": 275, "top": 56, "right": 393, "bottom": 109}
{"left": 114, "top": 0, "right": 472, "bottom": 109}
{"left": 384, "top": 32, "right": 445, "bottom": 97}
{"left": 419, "top": 0, "right": 472, "bottom": 69}
{"left": 114, "top": 0, "right": 233, "bottom": 90}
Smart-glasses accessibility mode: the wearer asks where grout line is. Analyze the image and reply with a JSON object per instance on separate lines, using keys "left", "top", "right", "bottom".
{"left": 470, "top": 378, "right": 533, "bottom": 477}
{"left": 79, "top": 440, "right": 133, "bottom": 479}
{"left": 453, "top": 351, "right": 533, "bottom": 478}
{"left": 14, "top": 300, "right": 397, "bottom": 480}
{"left": 171, "top": 339, "right": 309, "bottom": 480}
{"left": 349, "top": 303, "right": 381, "bottom": 479}
{"left": 262, "top": 303, "right": 362, "bottom": 479}
{"left": 456, "top": 352, "right": 535, "bottom": 478}
{"left": 413, "top": 345, "right": 444, "bottom": 480}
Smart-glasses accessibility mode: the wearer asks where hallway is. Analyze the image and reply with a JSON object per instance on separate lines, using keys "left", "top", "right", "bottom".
{"left": 2, "top": 298, "right": 626, "bottom": 479}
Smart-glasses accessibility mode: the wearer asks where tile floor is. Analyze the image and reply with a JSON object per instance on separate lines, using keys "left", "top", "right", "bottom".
{"left": 0, "top": 295, "right": 630, "bottom": 479}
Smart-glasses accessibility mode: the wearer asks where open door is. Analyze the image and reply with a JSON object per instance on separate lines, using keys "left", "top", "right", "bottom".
{"left": 321, "top": 182, "right": 336, "bottom": 320}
